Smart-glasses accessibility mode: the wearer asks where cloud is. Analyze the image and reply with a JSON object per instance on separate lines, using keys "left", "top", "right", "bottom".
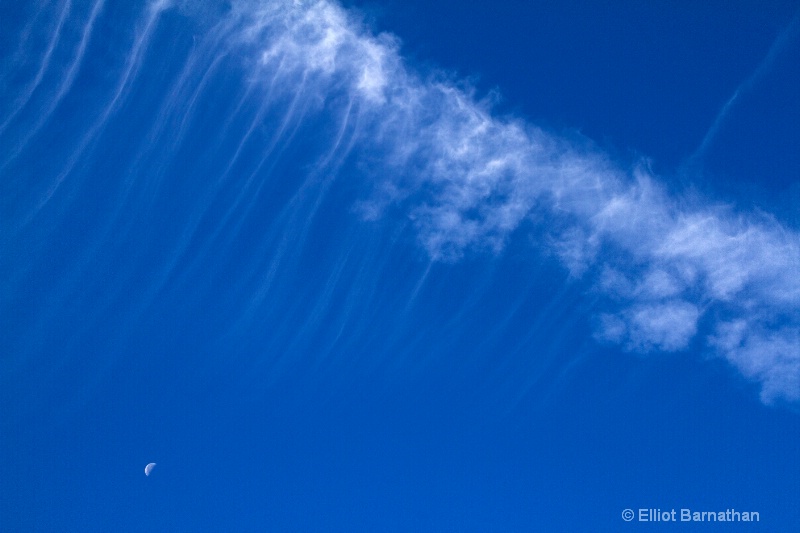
{"left": 14, "top": 1, "right": 785, "bottom": 403}
{"left": 213, "top": 0, "right": 800, "bottom": 403}
{"left": 0, "top": 0, "right": 73, "bottom": 137}
{"left": 597, "top": 301, "right": 700, "bottom": 352}
{"left": 712, "top": 320, "right": 800, "bottom": 404}
{"left": 692, "top": 11, "right": 800, "bottom": 160}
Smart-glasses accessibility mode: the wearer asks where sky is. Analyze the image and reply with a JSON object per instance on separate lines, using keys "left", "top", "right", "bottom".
{"left": 1, "top": 0, "right": 799, "bottom": 531}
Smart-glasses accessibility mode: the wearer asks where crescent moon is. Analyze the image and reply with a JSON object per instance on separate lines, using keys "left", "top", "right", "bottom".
{"left": 144, "top": 462, "right": 156, "bottom": 476}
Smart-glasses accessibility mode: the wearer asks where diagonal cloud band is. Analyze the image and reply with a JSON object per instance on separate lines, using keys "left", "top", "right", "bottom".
{"left": 4, "top": 0, "right": 797, "bottom": 405}
{"left": 224, "top": 0, "right": 799, "bottom": 403}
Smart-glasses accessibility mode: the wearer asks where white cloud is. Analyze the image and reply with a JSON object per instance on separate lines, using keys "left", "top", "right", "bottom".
{"left": 626, "top": 301, "right": 700, "bottom": 352}
{"left": 712, "top": 320, "right": 800, "bottom": 404}
{"left": 216, "top": 0, "right": 800, "bottom": 403}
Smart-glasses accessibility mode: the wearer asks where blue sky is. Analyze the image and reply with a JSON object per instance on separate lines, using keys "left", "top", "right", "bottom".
{"left": 1, "top": 0, "right": 799, "bottom": 530}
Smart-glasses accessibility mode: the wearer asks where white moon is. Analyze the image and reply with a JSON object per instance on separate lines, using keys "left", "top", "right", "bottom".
{"left": 144, "top": 462, "right": 156, "bottom": 476}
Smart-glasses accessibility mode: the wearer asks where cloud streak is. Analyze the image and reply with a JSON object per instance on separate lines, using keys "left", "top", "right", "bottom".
{"left": 4, "top": 0, "right": 797, "bottom": 405}
{"left": 221, "top": 0, "right": 800, "bottom": 403}
{"left": 692, "top": 10, "right": 800, "bottom": 160}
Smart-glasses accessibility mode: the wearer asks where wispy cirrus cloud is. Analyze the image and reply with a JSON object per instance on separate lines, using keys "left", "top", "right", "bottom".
{"left": 9, "top": 0, "right": 793, "bottom": 403}
{"left": 692, "top": 10, "right": 800, "bottom": 160}
{"left": 217, "top": 0, "right": 800, "bottom": 403}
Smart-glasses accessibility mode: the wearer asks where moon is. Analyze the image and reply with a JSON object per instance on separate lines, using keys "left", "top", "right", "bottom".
{"left": 144, "top": 462, "right": 156, "bottom": 476}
